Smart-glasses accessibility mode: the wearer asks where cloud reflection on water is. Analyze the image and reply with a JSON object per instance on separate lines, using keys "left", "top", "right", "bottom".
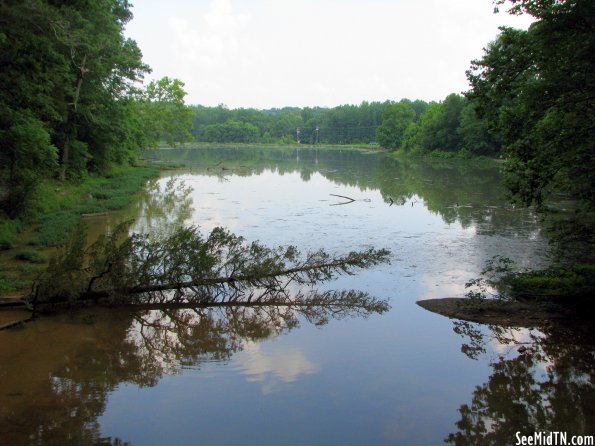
{"left": 237, "top": 341, "right": 319, "bottom": 394}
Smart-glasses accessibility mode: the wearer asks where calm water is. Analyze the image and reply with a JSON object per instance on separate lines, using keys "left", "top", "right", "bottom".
{"left": 1, "top": 148, "right": 593, "bottom": 445}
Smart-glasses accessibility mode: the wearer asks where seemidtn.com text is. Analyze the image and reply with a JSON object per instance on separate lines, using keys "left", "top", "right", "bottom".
{"left": 516, "top": 432, "right": 594, "bottom": 446}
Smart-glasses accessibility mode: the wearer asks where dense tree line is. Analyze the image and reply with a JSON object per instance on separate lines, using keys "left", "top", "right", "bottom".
{"left": 0, "top": 0, "right": 192, "bottom": 218}
{"left": 190, "top": 97, "right": 500, "bottom": 157}
{"left": 467, "top": 0, "right": 594, "bottom": 266}
{"left": 191, "top": 102, "right": 386, "bottom": 145}
{"left": 375, "top": 95, "right": 500, "bottom": 156}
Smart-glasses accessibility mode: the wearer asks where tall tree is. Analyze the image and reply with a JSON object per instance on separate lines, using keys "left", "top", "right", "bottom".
{"left": 0, "top": 111, "right": 58, "bottom": 217}
{"left": 458, "top": 99, "right": 501, "bottom": 156}
{"left": 140, "top": 76, "right": 194, "bottom": 148}
{"left": 0, "top": 0, "right": 150, "bottom": 190}
{"left": 50, "top": 0, "right": 149, "bottom": 179}
{"left": 0, "top": 1, "right": 69, "bottom": 214}
{"left": 467, "top": 0, "right": 594, "bottom": 262}
{"left": 376, "top": 101, "right": 416, "bottom": 150}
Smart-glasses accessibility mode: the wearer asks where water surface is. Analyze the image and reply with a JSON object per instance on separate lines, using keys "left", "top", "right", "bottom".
{"left": 1, "top": 148, "right": 592, "bottom": 445}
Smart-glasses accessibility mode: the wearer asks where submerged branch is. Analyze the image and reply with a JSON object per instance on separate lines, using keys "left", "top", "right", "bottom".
{"left": 329, "top": 193, "right": 356, "bottom": 206}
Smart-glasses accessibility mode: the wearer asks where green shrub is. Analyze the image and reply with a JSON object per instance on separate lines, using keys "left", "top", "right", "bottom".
{"left": 29, "top": 212, "right": 81, "bottom": 247}
{"left": 0, "top": 219, "right": 20, "bottom": 250}
{"left": 429, "top": 150, "right": 457, "bottom": 159}
{"left": 507, "top": 266, "right": 595, "bottom": 300}
{"left": 74, "top": 203, "right": 108, "bottom": 214}
{"left": 0, "top": 272, "right": 25, "bottom": 294}
{"left": 15, "top": 250, "right": 49, "bottom": 263}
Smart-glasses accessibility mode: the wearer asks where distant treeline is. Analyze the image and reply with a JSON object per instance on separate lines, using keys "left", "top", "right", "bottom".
{"left": 190, "top": 94, "right": 499, "bottom": 156}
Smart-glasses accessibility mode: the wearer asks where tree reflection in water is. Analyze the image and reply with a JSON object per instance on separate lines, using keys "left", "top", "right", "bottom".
{"left": 131, "top": 175, "right": 194, "bottom": 236}
{"left": 0, "top": 293, "right": 388, "bottom": 445}
{"left": 447, "top": 320, "right": 595, "bottom": 445}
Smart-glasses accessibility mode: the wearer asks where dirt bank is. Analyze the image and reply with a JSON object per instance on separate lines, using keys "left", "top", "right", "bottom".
{"left": 416, "top": 297, "right": 576, "bottom": 327}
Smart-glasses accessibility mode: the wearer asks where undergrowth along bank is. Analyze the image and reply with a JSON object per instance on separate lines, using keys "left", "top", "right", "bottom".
{"left": 29, "top": 167, "right": 159, "bottom": 247}
{"left": 0, "top": 166, "right": 160, "bottom": 295}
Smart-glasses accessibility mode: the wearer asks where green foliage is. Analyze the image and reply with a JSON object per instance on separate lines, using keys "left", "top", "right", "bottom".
{"left": 202, "top": 120, "right": 260, "bottom": 143}
{"left": 0, "top": 0, "right": 160, "bottom": 217}
{"left": 505, "top": 266, "right": 595, "bottom": 300}
{"left": 34, "top": 223, "right": 390, "bottom": 305}
{"left": 140, "top": 77, "right": 194, "bottom": 148}
{"left": 80, "top": 168, "right": 158, "bottom": 211}
{"left": 29, "top": 211, "right": 82, "bottom": 247}
{"left": 0, "top": 271, "right": 25, "bottom": 294}
{"left": 494, "top": 0, "right": 581, "bottom": 17}
{"left": 0, "top": 111, "right": 58, "bottom": 216}
{"left": 376, "top": 102, "right": 416, "bottom": 150}
{"left": 0, "top": 219, "right": 21, "bottom": 250}
{"left": 427, "top": 150, "right": 472, "bottom": 159}
{"left": 191, "top": 102, "right": 389, "bottom": 145}
{"left": 29, "top": 168, "right": 158, "bottom": 247}
{"left": 188, "top": 96, "right": 497, "bottom": 155}
{"left": 32, "top": 181, "right": 83, "bottom": 215}
{"left": 466, "top": 255, "right": 595, "bottom": 303}
{"left": 468, "top": 2, "right": 594, "bottom": 207}
{"left": 14, "top": 250, "right": 48, "bottom": 264}
{"left": 394, "top": 94, "right": 501, "bottom": 156}
{"left": 419, "top": 94, "right": 466, "bottom": 153}
{"left": 458, "top": 100, "right": 501, "bottom": 156}
{"left": 467, "top": 0, "right": 594, "bottom": 264}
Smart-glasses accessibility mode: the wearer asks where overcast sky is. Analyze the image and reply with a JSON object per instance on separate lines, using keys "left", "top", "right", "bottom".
{"left": 125, "top": 0, "right": 533, "bottom": 109}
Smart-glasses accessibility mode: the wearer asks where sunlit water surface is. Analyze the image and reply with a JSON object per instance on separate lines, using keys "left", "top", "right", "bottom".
{"left": 1, "top": 148, "right": 593, "bottom": 445}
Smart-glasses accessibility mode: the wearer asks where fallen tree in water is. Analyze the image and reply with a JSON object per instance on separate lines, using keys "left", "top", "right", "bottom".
{"left": 27, "top": 222, "right": 390, "bottom": 310}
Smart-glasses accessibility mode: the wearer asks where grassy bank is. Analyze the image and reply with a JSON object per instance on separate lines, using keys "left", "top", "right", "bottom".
{"left": 386, "top": 147, "right": 501, "bottom": 165}
{"left": 0, "top": 166, "right": 160, "bottom": 295}
{"left": 29, "top": 167, "right": 159, "bottom": 247}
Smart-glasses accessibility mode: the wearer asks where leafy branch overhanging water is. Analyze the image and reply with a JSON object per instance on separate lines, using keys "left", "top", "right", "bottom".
{"left": 30, "top": 222, "right": 390, "bottom": 309}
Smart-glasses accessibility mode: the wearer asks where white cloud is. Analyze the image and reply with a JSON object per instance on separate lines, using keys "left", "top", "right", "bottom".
{"left": 126, "top": 0, "right": 534, "bottom": 108}
{"left": 164, "top": 0, "right": 251, "bottom": 102}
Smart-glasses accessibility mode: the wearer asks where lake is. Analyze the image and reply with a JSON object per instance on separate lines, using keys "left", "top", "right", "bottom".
{"left": 1, "top": 147, "right": 593, "bottom": 445}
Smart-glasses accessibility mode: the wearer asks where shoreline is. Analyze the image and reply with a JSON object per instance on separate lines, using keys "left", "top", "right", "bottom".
{"left": 416, "top": 297, "right": 578, "bottom": 327}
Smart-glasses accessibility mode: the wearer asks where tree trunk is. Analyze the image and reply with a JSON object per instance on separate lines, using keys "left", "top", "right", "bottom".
{"left": 31, "top": 253, "right": 388, "bottom": 306}
{"left": 60, "top": 54, "right": 87, "bottom": 181}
